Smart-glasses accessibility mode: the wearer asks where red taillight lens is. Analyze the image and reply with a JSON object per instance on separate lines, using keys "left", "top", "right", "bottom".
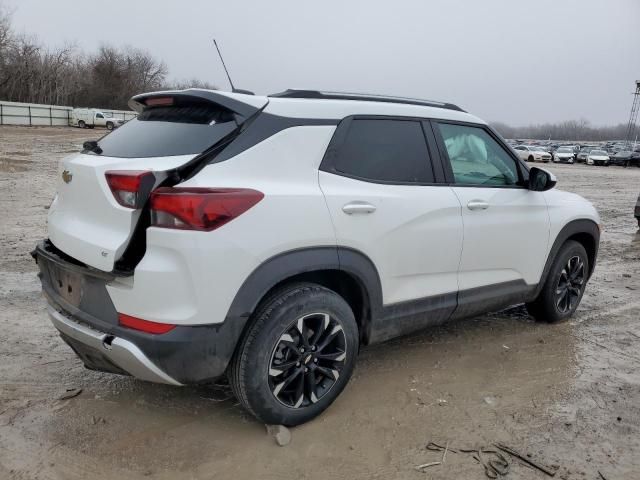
{"left": 118, "top": 313, "right": 176, "bottom": 334}
{"left": 105, "top": 170, "right": 155, "bottom": 208}
{"left": 145, "top": 97, "right": 174, "bottom": 107}
{"left": 150, "top": 187, "right": 264, "bottom": 231}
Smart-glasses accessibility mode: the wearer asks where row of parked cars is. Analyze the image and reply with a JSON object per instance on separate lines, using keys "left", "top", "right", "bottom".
{"left": 509, "top": 142, "right": 640, "bottom": 167}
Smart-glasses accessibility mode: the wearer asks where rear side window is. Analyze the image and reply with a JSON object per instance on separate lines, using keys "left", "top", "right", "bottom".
{"left": 331, "top": 119, "right": 434, "bottom": 184}
{"left": 96, "top": 103, "right": 237, "bottom": 158}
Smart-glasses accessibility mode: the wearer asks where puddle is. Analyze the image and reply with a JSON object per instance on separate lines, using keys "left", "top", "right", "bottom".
{"left": 0, "top": 157, "right": 34, "bottom": 173}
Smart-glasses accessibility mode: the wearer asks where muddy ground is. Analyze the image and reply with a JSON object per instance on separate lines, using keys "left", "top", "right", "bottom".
{"left": 1, "top": 125, "right": 640, "bottom": 479}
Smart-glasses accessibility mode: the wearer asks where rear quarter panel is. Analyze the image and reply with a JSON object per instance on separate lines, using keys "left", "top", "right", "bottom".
{"left": 107, "top": 125, "right": 338, "bottom": 326}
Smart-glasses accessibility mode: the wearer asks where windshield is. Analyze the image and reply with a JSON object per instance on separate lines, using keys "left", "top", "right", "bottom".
{"left": 557, "top": 147, "right": 572, "bottom": 153}
{"left": 591, "top": 150, "right": 607, "bottom": 155}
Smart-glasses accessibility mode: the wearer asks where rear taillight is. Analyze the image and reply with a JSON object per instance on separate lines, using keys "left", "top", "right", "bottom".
{"left": 118, "top": 313, "right": 176, "bottom": 334}
{"left": 150, "top": 187, "right": 263, "bottom": 231}
{"left": 105, "top": 170, "right": 155, "bottom": 209}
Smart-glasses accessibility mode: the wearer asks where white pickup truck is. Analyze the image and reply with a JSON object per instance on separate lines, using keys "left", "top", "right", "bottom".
{"left": 70, "top": 108, "right": 124, "bottom": 130}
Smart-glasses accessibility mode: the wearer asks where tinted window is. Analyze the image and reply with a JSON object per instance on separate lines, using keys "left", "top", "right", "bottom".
{"left": 96, "top": 104, "right": 237, "bottom": 158}
{"left": 436, "top": 123, "right": 519, "bottom": 186}
{"left": 332, "top": 119, "right": 434, "bottom": 183}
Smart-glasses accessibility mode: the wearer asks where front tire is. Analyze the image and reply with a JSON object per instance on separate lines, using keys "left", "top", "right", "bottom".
{"left": 106, "top": 121, "right": 114, "bottom": 130}
{"left": 527, "top": 240, "right": 589, "bottom": 323}
{"left": 528, "top": 155, "right": 534, "bottom": 162}
{"left": 229, "top": 283, "right": 359, "bottom": 426}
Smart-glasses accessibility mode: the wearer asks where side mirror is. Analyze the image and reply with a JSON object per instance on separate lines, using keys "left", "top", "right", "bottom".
{"left": 528, "top": 167, "right": 556, "bottom": 192}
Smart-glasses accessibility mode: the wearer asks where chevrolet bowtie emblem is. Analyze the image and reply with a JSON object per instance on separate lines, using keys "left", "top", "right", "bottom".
{"left": 62, "top": 170, "right": 73, "bottom": 184}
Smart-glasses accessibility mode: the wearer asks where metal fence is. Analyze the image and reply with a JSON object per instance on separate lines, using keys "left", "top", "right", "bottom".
{"left": 0, "top": 101, "right": 137, "bottom": 126}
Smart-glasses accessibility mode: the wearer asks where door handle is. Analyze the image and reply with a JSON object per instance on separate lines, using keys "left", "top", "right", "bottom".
{"left": 467, "top": 200, "right": 489, "bottom": 211}
{"left": 342, "top": 202, "right": 377, "bottom": 215}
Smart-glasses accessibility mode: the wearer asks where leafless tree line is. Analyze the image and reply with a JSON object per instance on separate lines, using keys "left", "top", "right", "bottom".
{"left": 492, "top": 119, "right": 639, "bottom": 142}
{"left": 0, "top": 4, "right": 216, "bottom": 110}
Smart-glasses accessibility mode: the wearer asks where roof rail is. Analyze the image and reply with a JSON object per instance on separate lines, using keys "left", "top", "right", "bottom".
{"left": 269, "top": 89, "right": 465, "bottom": 112}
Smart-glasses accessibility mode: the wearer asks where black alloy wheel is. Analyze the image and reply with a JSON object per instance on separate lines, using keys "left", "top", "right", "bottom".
{"left": 526, "top": 240, "right": 589, "bottom": 323}
{"left": 555, "top": 255, "right": 585, "bottom": 314}
{"left": 269, "top": 312, "right": 347, "bottom": 408}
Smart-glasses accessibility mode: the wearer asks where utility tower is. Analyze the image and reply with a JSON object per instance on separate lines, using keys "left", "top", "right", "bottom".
{"left": 625, "top": 80, "right": 640, "bottom": 148}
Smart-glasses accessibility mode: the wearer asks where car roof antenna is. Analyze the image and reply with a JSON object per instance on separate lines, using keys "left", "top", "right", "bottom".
{"left": 212, "top": 39, "right": 254, "bottom": 95}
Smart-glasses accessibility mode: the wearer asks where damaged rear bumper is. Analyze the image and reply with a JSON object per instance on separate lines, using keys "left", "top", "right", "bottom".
{"left": 33, "top": 240, "right": 241, "bottom": 385}
{"left": 48, "top": 305, "right": 182, "bottom": 385}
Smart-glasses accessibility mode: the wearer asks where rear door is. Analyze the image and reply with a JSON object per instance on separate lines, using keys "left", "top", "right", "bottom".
{"left": 319, "top": 116, "right": 463, "bottom": 307}
{"left": 48, "top": 91, "right": 267, "bottom": 271}
{"left": 431, "top": 121, "right": 550, "bottom": 295}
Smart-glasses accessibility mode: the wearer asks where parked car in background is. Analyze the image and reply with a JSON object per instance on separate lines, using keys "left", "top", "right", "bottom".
{"left": 610, "top": 151, "right": 637, "bottom": 167}
{"left": 32, "top": 88, "right": 601, "bottom": 426}
{"left": 587, "top": 149, "right": 610, "bottom": 166}
{"left": 553, "top": 146, "right": 575, "bottom": 164}
{"left": 70, "top": 108, "right": 124, "bottom": 130}
{"left": 577, "top": 146, "right": 598, "bottom": 163}
{"left": 636, "top": 192, "right": 640, "bottom": 228}
{"left": 513, "top": 145, "right": 551, "bottom": 162}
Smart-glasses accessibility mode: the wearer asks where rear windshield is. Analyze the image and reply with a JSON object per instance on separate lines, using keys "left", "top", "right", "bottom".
{"left": 96, "top": 103, "right": 238, "bottom": 158}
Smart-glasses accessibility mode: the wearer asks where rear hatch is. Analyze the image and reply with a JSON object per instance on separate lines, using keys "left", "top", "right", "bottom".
{"left": 48, "top": 89, "right": 267, "bottom": 272}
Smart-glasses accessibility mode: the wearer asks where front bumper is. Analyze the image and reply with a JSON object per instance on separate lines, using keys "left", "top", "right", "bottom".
{"left": 554, "top": 156, "right": 574, "bottom": 163}
{"left": 33, "top": 240, "right": 242, "bottom": 384}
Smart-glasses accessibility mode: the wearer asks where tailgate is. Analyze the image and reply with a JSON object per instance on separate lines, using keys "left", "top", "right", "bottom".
{"left": 48, "top": 153, "right": 197, "bottom": 271}
{"left": 47, "top": 89, "right": 268, "bottom": 272}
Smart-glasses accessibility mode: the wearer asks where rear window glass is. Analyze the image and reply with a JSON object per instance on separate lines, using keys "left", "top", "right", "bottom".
{"left": 96, "top": 104, "right": 237, "bottom": 158}
{"left": 332, "top": 119, "right": 434, "bottom": 183}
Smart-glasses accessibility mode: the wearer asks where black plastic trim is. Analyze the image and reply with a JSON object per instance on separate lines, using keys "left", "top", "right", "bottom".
{"left": 452, "top": 280, "right": 535, "bottom": 320}
{"left": 369, "top": 292, "right": 457, "bottom": 344}
{"left": 533, "top": 219, "right": 600, "bottom": 298}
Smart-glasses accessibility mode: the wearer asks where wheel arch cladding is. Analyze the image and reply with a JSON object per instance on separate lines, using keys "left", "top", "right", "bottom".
{"left": 224, "top": 247, "right": 382, "bottom": 357}
{"left": 535, "top": 219, "right": 600, "bottom": 298}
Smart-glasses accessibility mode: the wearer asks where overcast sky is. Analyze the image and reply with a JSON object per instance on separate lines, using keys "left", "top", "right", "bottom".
{"left": 7, "top": 0, "right": 640, "bottom": 125}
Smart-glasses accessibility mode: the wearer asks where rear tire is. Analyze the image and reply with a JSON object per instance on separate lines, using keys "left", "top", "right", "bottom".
{"left": 78, "top": 120, "right": 85, "bottom": 129}
{"left": 527, "top": 240, "right": 589, "bottom": 323}
{"left": 229, "top": 282, "right": 359, "bottom": 426}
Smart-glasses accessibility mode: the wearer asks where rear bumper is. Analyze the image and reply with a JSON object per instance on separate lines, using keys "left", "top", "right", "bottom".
{"left": 33, "top": 240, "right": 242, "bottom": 384}
{"left": 48, "top": 306, "right": 181, "bottom": 385}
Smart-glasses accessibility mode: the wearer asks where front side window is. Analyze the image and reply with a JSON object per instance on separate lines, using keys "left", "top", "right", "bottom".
{"left": 436, "top": 123, "right": 519, "bottom": 186}
{"left": 332, "top": 119, "right": 434, "bottom": 184}
{"left": 96, "top": 113, "right": 104, "bottom": 119}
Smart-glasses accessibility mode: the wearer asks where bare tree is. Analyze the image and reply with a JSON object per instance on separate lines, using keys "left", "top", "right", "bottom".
{"left": 0, "top": 6, "right": 213, "bottom": 109}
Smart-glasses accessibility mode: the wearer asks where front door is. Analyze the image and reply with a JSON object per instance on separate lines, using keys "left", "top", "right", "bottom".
{"left": 432, "top": 121, "right": 550, "bottom": 303}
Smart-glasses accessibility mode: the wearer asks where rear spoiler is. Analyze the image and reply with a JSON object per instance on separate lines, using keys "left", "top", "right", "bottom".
{"left": 128, "top": 89, "right": 268, "bottom": 124}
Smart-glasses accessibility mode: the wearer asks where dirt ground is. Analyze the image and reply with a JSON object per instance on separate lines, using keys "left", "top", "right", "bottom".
{"left": 1, "top": 125, "right": 640, "bottom": 480}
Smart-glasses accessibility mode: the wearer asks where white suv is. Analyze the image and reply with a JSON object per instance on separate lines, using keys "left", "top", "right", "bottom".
{"left": 34, "top": 89, "right": 600, "bottom": 426}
